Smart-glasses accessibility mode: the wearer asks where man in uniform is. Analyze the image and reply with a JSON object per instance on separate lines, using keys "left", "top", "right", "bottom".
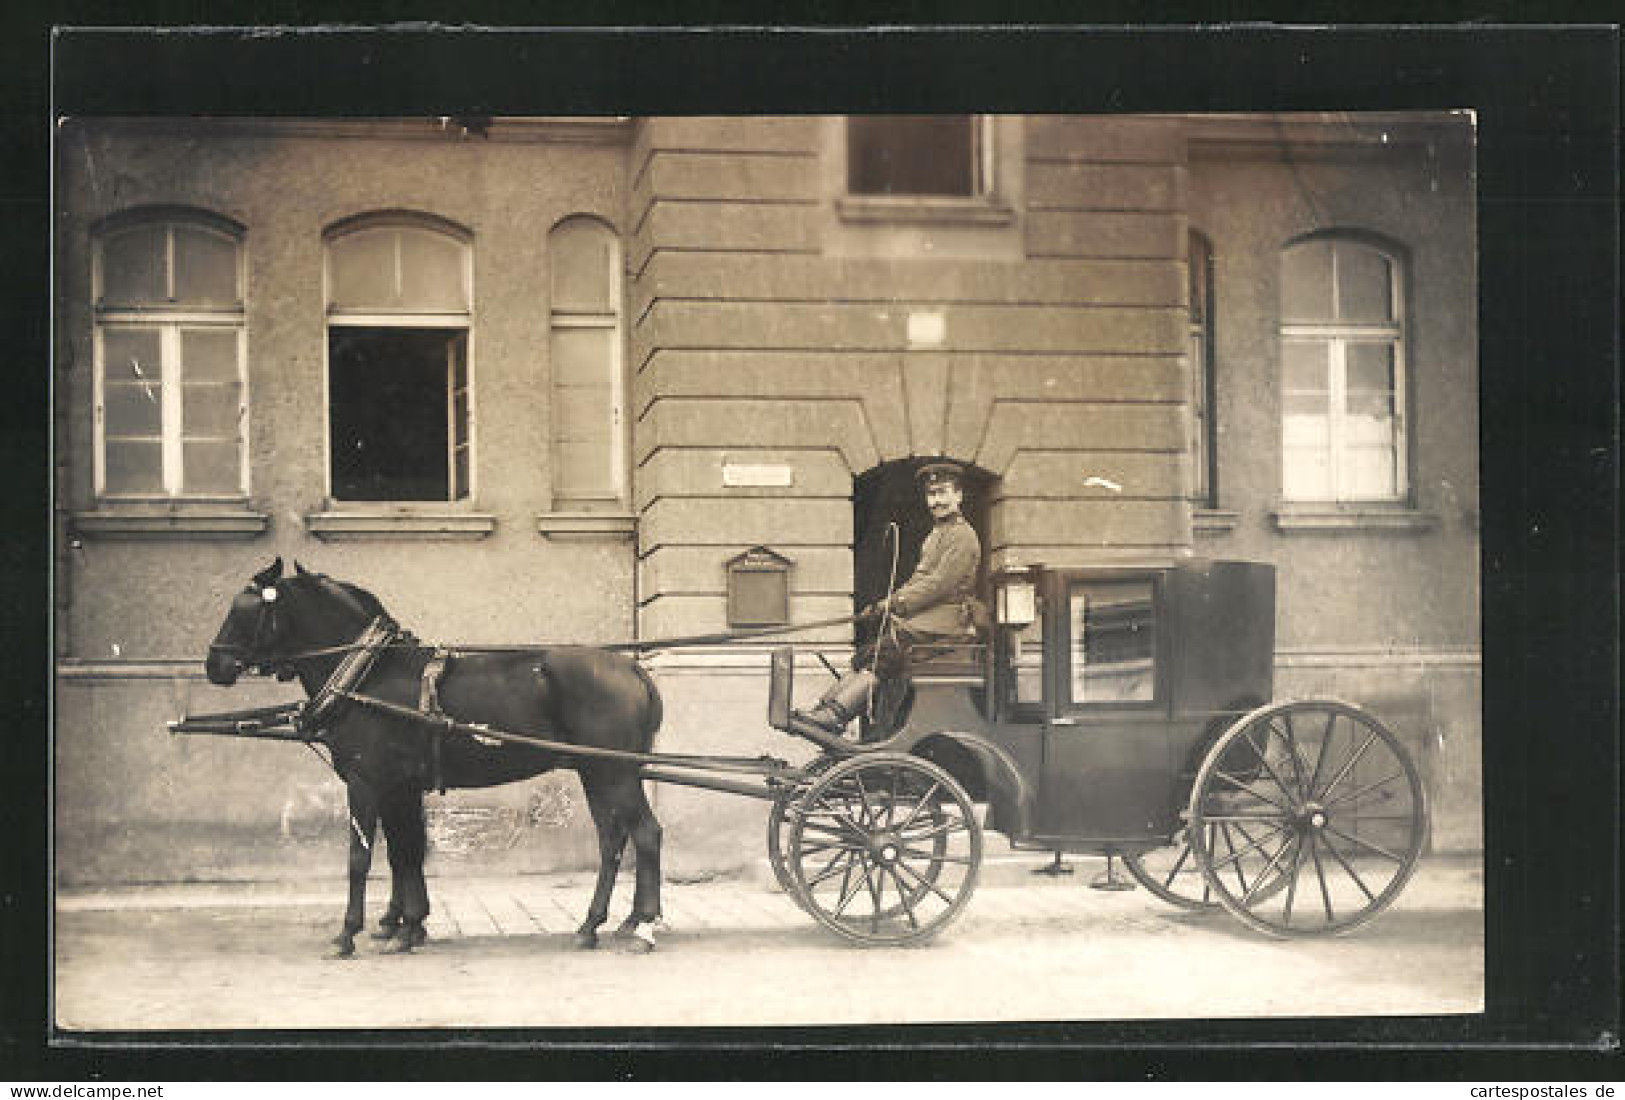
{"left": 795, "top": 460, "right": 986, "bottom": 737}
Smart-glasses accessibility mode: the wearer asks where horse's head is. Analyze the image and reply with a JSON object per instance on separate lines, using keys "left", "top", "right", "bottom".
{"left": 205, "top": 558, "right": 384, "bottom": 686}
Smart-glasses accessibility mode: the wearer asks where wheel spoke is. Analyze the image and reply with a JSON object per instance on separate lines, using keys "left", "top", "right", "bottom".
{"left": 1200, "top": 813, "right": 1289, "bottom": 822}
{"left": 896, "top": 782, "right": 942, "bottom": 832}
{"left": 865, "top": 859, "right": 885, "bottom": 931}
{"left": 1307, "top": 711, "right": 1338, "bottom": 795}
{"left": 1318, "top": 833, "right": 1378, "bottom": 903}
{"left": 853, "top": 772, "right": 878, "bottom": 825}
{"left": 1310, "top": 835, "right": 1335, "bottom": 924}
{"left": 1274, "top": 714, "right": 1314, "bottom": 798}
{"left": 900, "top": 847, "right": 971, "bottom": 864}
{"left": 832, "top": 857, "right": 865, "bottom": 918}
{"left": 883, "top": 867, "right": 920, "bottom": 930}
{"left": 1161, "top": 838, "right": 1195, "bottom": 890}
{"left": 1318, "top": 728, "right": 1379, "bottom": 803}
{"left": 1241, "top": 727, "right": 1299, "bottom": 804}
{"left": 806, "top": 847, "right": 858, "bottom": 890}
{"left": 1321, "top": 821, "right": 1406, "bottom": 864}
{"left": 1211, "top": 770, "right": 1294, "bottom": 813}
{"left": 1322, "top": 770, "right": 1407, "bottom": 812}
{"left": 893, "top": 856, "right": 957, "bottom": 907}
{"left": 1205, "top": 822, "right": 1288, "bottom": 875}
{"left": 901, "top": 817, "right": 969, "bottom": 842}
{"left": 1282, "top": 836, "right": 1304, "bottom": 925}
{"left": 1241, "top": 832, "right": 1296, "bottom": 906}
{"left": 1219, "top": 822, "right": 1251, "bottom": 896}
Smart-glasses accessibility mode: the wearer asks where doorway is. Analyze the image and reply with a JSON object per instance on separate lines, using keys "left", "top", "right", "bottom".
{"left": 852, "top": 458, "right": 993, "bottom": 647}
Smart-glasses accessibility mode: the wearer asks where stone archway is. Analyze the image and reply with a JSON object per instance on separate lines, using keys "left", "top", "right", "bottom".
{"left": 852, "top": 457, "right": 994, "bottom": 646}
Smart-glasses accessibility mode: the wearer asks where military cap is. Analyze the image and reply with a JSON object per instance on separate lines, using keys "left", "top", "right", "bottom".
{"left": 915, "top": 460, "right": 967, "bottom": 487}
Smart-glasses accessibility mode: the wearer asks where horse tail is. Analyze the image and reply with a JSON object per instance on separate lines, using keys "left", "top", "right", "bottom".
{"left": 631, "top": 659, "right": 664, "bottom": 744}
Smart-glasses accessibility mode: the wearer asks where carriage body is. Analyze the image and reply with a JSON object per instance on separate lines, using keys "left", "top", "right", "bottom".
{"left": 769, "top": 556, "right": 1428, "bottom": 939}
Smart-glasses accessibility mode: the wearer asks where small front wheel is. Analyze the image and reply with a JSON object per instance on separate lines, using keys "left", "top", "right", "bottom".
{"left": 787, "top": 753, "right": 982, "bottom": 946}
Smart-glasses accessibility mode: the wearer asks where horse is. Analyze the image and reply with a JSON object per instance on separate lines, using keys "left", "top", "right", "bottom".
{"left": 202, "top": 558, "right": 666, "bottom": 958}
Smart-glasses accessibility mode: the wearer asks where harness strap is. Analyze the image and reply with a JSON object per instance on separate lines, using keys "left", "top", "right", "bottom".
{"left": 419, "top": 649, "right": 451, "bottom": 795}
{"left": 299, "top": 617, "right": 398, "bottom": 734}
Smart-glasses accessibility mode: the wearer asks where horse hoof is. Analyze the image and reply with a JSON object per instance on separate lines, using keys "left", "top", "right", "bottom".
{"left": 622, "top": 936, "right": 655, "bottom": 955}
{"left": 572, "top": 931, "right": 599, "bottom": 951}
{"left": 377, "top": 936, "right": 415, "bottom": 955}
{"left": 329, "top": 937, "right": 356, "bottom": 960}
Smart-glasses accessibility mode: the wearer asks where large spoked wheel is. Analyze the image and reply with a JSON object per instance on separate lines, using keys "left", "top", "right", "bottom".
{"left": 767, "top": 759, "right": 835, "bottom": 914}
{"left": 1123, "top": 826, "right": 1220, "bottom": 910}
{"left": 786, "top": 752, "right": 982, "bottom": 946}
{"left": 1188, "top": 700, "right": 1428, "bottom": 937}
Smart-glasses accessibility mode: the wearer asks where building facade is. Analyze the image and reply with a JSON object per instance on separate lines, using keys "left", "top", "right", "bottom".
{"left": 53, "top": 113, "right": 1479, "bottom": 885}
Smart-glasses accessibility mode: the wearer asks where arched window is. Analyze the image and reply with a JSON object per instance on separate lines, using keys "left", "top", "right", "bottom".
{"left": 324, "top": 214, "right": 472, "bottom": 502}
{"left": 93, "top": 209, "right": 247, "bottom": 499}
{"left": 1188, "top": 230, "right": 1217, "bottom": 506}
{"left": 1279, "top": 234, "right": 1408, "bottom": 502}
{"left": 548, "top": 217, "right": 625, "bottom": 505}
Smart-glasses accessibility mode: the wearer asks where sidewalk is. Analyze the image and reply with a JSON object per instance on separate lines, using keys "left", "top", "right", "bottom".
{"left": 56, "top": 854, "right": 1484, "bottom": 940}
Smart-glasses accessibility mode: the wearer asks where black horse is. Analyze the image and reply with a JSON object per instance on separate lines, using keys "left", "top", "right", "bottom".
{"left": 203, "top": 558, "right": 665, "bottom": 957}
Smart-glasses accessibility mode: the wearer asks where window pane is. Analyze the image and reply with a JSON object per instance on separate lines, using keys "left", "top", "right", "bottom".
{"left": 172, "top": 227, "right": 239, "bottom": 304}
{"left": 1281, "top": 239, "right": 1335, "bottom": 322}
{"left": 1283, "top": 446, "right": 1332, "bottom": 500}
{"left": 1282, "top": 340, "right": 1330, "bottom": 393}
{"left": 104, "top": 384, "right": 163, "bottom": 436}
{"left": 104, "top": 439, "right": 164, "bottom": 494}
{"left": 552, "top": 327, "right": 613, "bottom": 388}
{"left": 102, "top": 328, "right": 163, "bottom": 385}
{"left": 848, "top": 116, "right": 976, "bottom": 196}
{"left": 182, "top": 440, "right": 242, "bottom": 495}
{"left": 1342, "top": 446, "right": 1398, "bottom": 499}
{"left": 550, "top": 221, "right": 616, "bottom": 312}
{"left": 1069, "top": 581, "right": 1155, "bottom": 704}
{"left": 1346, "top": 341, "right": 1395, "bottom": 394}
{"left": 554, "top": 388, "right": 613, "bottom": 441}
{"left": 328, "top": 328, "right": 458, "bottom": 501}
{"left": 397, "top": 229, "right": 468, "bottom": 311}
{"left": 1009, "top": 618, "right": 1045, "bottom": 706}
{"left": 555, "top": 439, "right": 612, "bottom": 496}
{"left": 182, "top": 382, "right": 240, "bottom": 437}
{"left": 327, "top": 229, "right": 398, "bottom": 310}
{"left": 101, "top": 225, "right": 167, "bottom": 304}
{"left": 180, "top": 329, "right": 238, "bottom": 384}
{"left": 1188, "top": 233, "right": 1211, "bottom": 323}
{"left": 1336, "top": 242, "right": 1394, "bottom": 322}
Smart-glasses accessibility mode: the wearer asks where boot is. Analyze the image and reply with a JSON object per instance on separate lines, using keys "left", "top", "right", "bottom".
{"left": 793, "top": 669, "right": 877, "bottom": 734}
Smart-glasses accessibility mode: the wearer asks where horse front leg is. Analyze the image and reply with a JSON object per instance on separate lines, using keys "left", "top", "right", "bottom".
{"left": 377, "top": 788, "right": 431, "bottom": 954}
{"left": 575, "top": 778, "right": 628, "bottom": 950}
{"left": 333, "top": 783, "right": 378, "bottom": 959}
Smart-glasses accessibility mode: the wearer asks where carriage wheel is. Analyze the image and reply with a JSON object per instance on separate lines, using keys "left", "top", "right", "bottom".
{"left": 1123, "top": 826, "right": 1219, "bottom": 910}
{"left": 1188, "top": 700, "right": 1428, "bottom": 937}
{"left": 787, "top": 753, "right": 982, "bottom": 946}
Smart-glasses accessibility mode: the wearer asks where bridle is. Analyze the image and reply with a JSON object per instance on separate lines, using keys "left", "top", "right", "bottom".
{"left": 210, "top": 576, "right": 395, "bottom": 679}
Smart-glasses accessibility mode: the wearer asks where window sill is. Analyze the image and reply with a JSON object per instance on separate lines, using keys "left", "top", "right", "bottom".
{"left": 1193, "top": 508, "right": 1240, "bottom": 535}
{"left": 71, "top": 507, "right": 269, "bottom": 540}
{"left": 536, "top": 512, "right": 637, "bottom": 542}
{"left": 304, "top": 510, "right": 496, "bottom": 541}
{"left": 1270, "top": 506, "right": 1439, "bottom": 533}
{"left": 836, "top": 195, "right": 1016, "bottom": 227}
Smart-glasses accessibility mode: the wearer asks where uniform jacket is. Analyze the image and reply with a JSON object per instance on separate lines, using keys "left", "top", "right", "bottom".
{"left": 890, "top": 514, "right": 983, "bottom": 637}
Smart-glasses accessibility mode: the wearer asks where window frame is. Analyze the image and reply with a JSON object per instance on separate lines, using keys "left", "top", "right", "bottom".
{"left": 1278, "top": 235, "right": 1410, "bottom": 505}
{"left": 1188, "top": 230, "right": 1218, "bottom": 508}
{"left": 836, "top": 115, "right": 1013, "bottom": 228}
{"left": 91, "top": 213, "right": 249, "bottom": 501}
{"left": 321, "top": 214, "right": 476, "bottom": 505}
{"left": 1058, "top": 575, "right": 1165, "bottom": 715}
{"left": 547, "top": 215, "right": 627, "bottom": 508}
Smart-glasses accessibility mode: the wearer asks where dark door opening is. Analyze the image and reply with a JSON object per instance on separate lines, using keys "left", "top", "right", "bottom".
{"left": 852, "top": 459, "right": 992, "bottom": 647}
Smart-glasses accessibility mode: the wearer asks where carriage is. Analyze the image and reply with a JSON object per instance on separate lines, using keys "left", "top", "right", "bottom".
{"left": 175, "top": 557, "right": 1428, "bottom": 952}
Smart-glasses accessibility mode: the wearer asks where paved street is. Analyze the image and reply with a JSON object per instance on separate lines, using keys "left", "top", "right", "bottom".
{"left": 54, "top": 856, "right": 1483, "bottom": 1030}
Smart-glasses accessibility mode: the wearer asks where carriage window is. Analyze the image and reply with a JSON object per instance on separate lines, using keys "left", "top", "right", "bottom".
{"left": 1067, "top": 581, "right": 1156, "bottom": 704}
{"left": 1007, "top": 615, "right": 1046, "bottom": 707}
{"left": 325, "top": 217, "right": 472, "bottom": 502}
{"left": 93, "top": 212, "right": 247, "bottom": 499}
{"left": 1280, "top": 235, "right": 1408, "bottom": 502}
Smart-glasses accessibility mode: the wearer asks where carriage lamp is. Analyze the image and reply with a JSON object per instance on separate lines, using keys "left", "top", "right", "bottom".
{"left": 996, "top": 575, "right": 1037, "bottom": 627}
{"left": 261, "top": 586, "right": 278, "bottom": 603}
